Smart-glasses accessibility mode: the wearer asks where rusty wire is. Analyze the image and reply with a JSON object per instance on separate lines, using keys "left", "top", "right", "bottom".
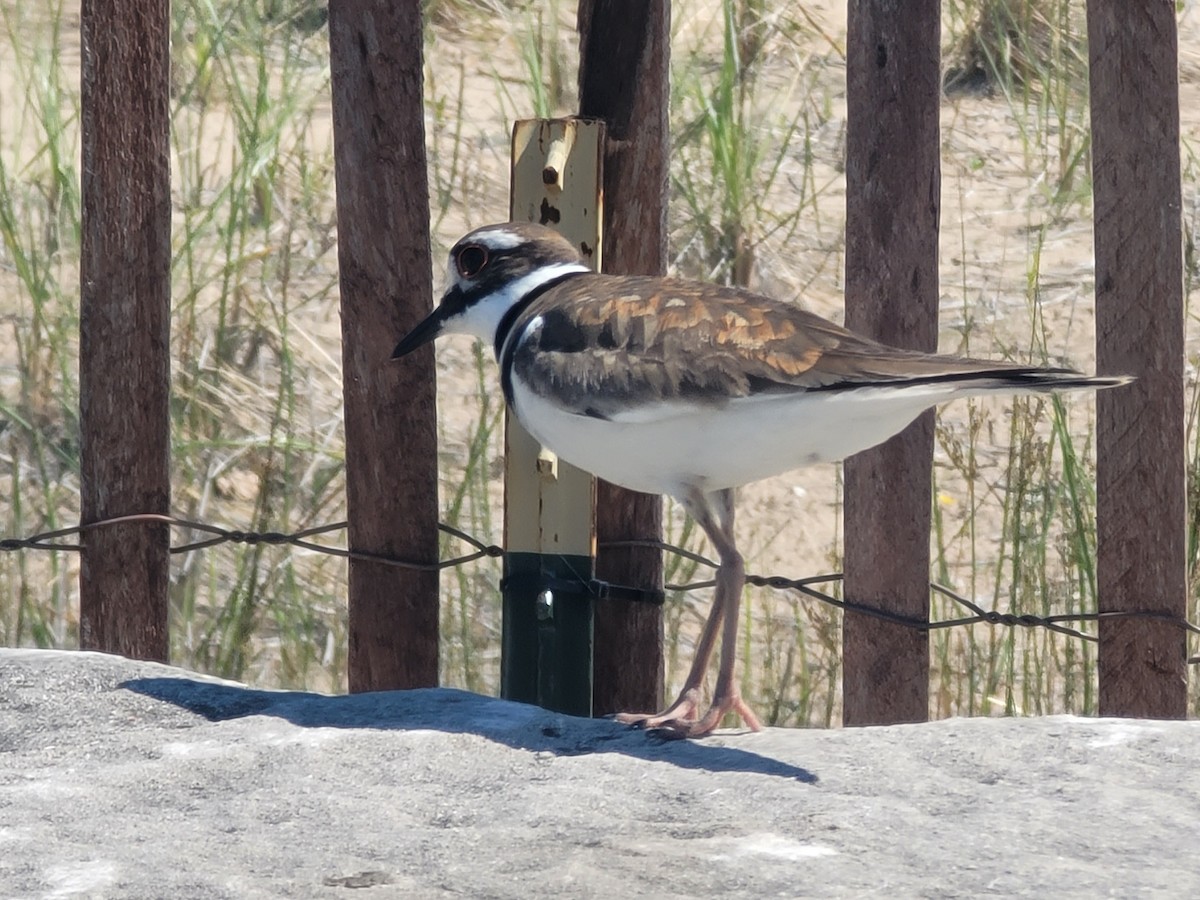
{"left": 0, "top": 513, "right": 503, "bottom": 570}
{"left": 3, "top": 514, "right": 1198, "bottom": 664}
{"left": 606, "top": 538, "right": 1200, "bottom": 664}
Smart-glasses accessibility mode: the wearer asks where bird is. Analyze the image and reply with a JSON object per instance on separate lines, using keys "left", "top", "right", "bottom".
{"left": 392, "top": 222, "right": 1131, "bottom": 739}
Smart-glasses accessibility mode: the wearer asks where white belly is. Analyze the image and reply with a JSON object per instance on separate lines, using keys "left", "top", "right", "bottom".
{"left": 509, "top": 377, "right": 969, "bottom": 499}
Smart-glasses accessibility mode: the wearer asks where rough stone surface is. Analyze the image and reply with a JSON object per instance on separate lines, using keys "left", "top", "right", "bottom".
{"left": 2, "top": 649, "right": 1198, "bottom": 898}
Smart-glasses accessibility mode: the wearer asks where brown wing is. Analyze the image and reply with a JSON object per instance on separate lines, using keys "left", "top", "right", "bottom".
{"left": 509, "top": 274, "right": 1079, "bottom": 418}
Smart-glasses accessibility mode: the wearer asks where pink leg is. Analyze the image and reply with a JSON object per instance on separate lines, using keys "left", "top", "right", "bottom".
{"left": 613, "top": 488, "right": 763, "bottom": 738}
{"left": 611, "top": 575, "right": 725, "bottom": 729}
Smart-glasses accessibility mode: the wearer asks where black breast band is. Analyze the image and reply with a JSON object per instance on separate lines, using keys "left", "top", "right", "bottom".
{"left": 495, "top": 271, "right": 589, "bottom": 406}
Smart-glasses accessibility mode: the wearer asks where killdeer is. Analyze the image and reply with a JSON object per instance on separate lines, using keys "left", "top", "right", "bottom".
{"left": 393, "top": 222, "right": 1130, "bottom": 738}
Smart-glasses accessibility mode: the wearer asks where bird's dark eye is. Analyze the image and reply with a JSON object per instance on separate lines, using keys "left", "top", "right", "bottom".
{"left": 455, "top": 244, "right": 489, "bottom": 279}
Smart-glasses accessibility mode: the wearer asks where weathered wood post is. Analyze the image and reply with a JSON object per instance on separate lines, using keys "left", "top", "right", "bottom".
{"left": 329, "top": 1, "right": 440, "bottom": 692}
{"left": 577, "top": 0, "right": 670, "bottom": 717}
{"left": 1087, "top": 0, "right": 1188, "bottom": 717}
{"left": 503, "top": 118, "right": 605, "bottom": 716}
{"left": 79, "top": 0, "right": 172, "bottom": 661}
{"left": 842, "top": 0, "right": 941, "bottom": 725}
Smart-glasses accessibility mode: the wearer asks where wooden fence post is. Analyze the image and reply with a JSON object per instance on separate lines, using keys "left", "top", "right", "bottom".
{"left": 577, "top": 0, "right": 669, "bottom": 717}
{"left": 1087, "top": 0, "right": 1188, "bottom": 717}
{"left": 79, "top": 0, "right": 172, "bottom": 662}
{"left": 842, "top": 0, "right": 940, "bottom": 725}
{"left": 329, "top": 1, "right": 440, "bottom": 692}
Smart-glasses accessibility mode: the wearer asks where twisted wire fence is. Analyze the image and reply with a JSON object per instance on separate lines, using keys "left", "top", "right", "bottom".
{"left": 4, "top": 513, "right": 1197, "bottom": 665}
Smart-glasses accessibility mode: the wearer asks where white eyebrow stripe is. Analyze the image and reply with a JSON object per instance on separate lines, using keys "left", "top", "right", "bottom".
{"left": 467, "top": 229, "right": 525, "bottom": 250}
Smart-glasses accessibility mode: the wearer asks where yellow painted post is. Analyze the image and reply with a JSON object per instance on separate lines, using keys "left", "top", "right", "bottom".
{"left": 503, "top": 118, "right": 603, "bottom": 716}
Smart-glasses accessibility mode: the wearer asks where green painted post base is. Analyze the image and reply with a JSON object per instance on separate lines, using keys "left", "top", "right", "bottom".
{"left": 501, "top": 551, "right": 594, "bottom": 717}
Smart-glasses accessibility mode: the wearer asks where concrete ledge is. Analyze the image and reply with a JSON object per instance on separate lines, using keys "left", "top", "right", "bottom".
{"left": 2, "top": 648, "right": 1197, "bottom": 897}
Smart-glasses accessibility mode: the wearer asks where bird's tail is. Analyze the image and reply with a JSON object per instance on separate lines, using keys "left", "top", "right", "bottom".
{"left": 862, "top": 366, "right": 1133, "bottom": 395}
{"left": 960, "top": 368, "right": 1131, "bottom": 393}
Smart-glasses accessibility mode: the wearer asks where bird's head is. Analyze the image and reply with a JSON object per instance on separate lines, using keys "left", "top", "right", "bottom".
{"left": 392, "top": 223, "right": 590, "bottom": 360}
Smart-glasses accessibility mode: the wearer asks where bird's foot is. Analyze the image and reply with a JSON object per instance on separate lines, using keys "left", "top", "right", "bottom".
{"left": 612, "top": 690, "right": 763, "bottom": 740}
{"left": 611, "top": 688, "right": 700, "bottom": 732}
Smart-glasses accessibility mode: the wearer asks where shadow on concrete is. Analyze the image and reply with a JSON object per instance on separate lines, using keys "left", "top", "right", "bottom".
{"left": 122, "top": 677, "right": 817, "bottom": 783}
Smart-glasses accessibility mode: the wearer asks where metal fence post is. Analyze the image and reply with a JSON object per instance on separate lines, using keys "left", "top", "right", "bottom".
{"left": 503, "top": 118, "right": 604, "bottom": 717}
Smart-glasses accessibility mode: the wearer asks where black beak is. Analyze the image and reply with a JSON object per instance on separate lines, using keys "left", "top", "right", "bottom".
{"left": 392, "top": 287, "right": 462, "bottom": 359}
